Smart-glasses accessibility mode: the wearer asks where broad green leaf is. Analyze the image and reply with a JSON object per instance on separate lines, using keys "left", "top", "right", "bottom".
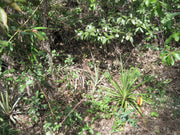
{"left": 130, "top": 37, "right": 134, "bottom": 44}
{"left": 165, "top": 45, "right": 170, "bottom": 50}
{"left": 102, "top": 38, "right": 107, "bottom": 45}
{"left": 10, "top": 2, "right": 22, "bottom": 12}
{"left": 3, "top": 70, "right": 9, "bottom": 75}
{"left": 150, "top": 0, "right": 157, "bottom": 3}
{"left": 145, "top": 0, "right": 157, "bottom": 7}
{"left": 9, "top": 68, "right": 15, "bottom": 73}
{"left": 172, "top": 32, "right": 180, "bottom": 41}
{"left": 166, "top": 32, "right": 180, "bottom": 44}
{"left": 165, "top": 35, "right": 173, "bottom": 44}
{"left": 150, "top": 111, "right": 159, "bottom": 117}
{"left": 145, "top": 0, "right": 150, "bottom": 7}
{"left": 161, "top": 54, "right": 168, "bottom": 64}
{"left": 131, "top": 19, "right": 136, "bottom": 25}
{"left": 161, "top": 55, "right": 167, "bottom": 63}
{"left": 172, "top": 52, "right": 180, "bottom": 60}
{"left": 19, "top": 84, "right": 26, "bottom": 92}
{"left": 0, "top": 40, "right": 8, "bottom": 47}
{"left": 0, "top": 7, "right": 8, "bottom": 30}
{"left": 0, "top": 40, "right": 8, "bottom": 53}
{"left": 139, "top": 27, "right": 144, "bottom": 33}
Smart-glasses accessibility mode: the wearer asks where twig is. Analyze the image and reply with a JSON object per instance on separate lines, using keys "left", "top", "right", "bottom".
{"left": 38, "top": 83, "right": 55, "bottom": 122}
{"left": 8, "top": 0, "right": 44, "bottom": 43}
{"left": 60, "top": 99, "right": 85, "bottom": 126}
{"left": 137, "top": 122, "right": 155, "bottom": 135}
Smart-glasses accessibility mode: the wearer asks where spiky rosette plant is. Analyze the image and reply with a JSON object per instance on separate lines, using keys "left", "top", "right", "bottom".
{"left": 102, "top": 65, "right": 147, "bottom": 119}
{"left": 0, "top": 91, "right": 21, "bottom": 124}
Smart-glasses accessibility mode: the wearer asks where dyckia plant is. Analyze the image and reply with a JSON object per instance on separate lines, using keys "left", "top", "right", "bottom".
{"left": 0, "top": 91, "right": 21, "bottom": 124}
{"left": 103, "top": 65, "right": 147, "bottom": 118}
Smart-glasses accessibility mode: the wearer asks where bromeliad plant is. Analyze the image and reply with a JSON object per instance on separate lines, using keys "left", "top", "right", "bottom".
{"left": 0, "top": 91, "right": 21, "bottom": 124}
{"left": 103, "top": 65, "right": 147, "bottom": 118}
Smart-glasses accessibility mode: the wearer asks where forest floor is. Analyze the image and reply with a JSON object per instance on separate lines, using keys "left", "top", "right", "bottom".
{"left": 16, "top": 38, "right": 180, "bottom": 135}
{"left": 88, "top": 47, "right": 180, "bottom": 135}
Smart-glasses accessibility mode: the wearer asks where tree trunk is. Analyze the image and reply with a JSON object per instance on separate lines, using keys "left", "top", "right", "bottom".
{"left": 42, "top": 0, "right": 56, "bottom": 88}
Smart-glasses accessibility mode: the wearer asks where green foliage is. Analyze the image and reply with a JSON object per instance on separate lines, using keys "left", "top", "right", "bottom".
{"left": 24, "top": 90, "right": 48, "bottom": 123}
{"left": 43, "top": 121, "right": 61, "bottom": 135}
{"left": 112, "top": 108, "right": 137, "bottom": 133}
{"left": 74, "top": 0, "right": 180, "bottom": 69}
{"left": 74, "top": 1, "right": 150, "bottom": 45}
{"left": 160, "top": 47, "right": 180, "bottom": 66}
{"left": 170, "top": 95, "right": 180, "bottom": 118}
{"left": 78, "top": 123, "right": 94, "bottom": 135}
{"left": 150, "top": 111, "right": 159, "bottom": 117}
{"left": 0, "top": 117, "right": 19, "bottom": 135}
{"left": 160, "top": 32, "right": 180, "bottom": 66}
{"left": 0, "top": 68, "right": 34, "bottom": 94}
{"left": 65, "top": 54, "right": 74, "bottom": 66}
{"left": 85, "top": 95, "right": 112, "bottom": 118}
{"left": 103, "top": 66, "right": 146, "bottom": 115}
{"left": 165, "top": 31, "right": 180, "bottom": 45}
{"left": 43, "top": 101, "right": 85, "bottom": 134}
{"left": 0, "top": 91, "right": 21, "bottom": 124}
{"left": 64, "top": 105, "right": 83, "bottom": 126}
{"left": 145, "top": 77, "right": 170, "bottom": 101}
{"left": 0, "top": 40, "right": 9, "bottom": 53}
{"left": 0, "top": 0, "right": 179, "bottom": 134}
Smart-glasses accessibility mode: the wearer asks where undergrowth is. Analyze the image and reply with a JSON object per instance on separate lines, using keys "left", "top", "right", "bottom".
{"left": 0, "top": 0, "right": 179, "bottom": 134}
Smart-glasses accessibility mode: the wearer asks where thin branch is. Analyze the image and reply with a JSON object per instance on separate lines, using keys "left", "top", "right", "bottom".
{"left": 38, "top": 83, "right": 55, "bottom": 122}
{"left": 8, "top": 0, "right": 44, "bottom": 43}
{"left": 60, "top": 99, "right": 85, "bottom": 126}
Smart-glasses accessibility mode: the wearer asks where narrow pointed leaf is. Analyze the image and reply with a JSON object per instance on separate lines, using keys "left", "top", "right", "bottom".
{"left": 10, "top": 115, "right": 16, "bottom": 124}
{"left": 5, "top": 92, "right": 10, "bottom": 114}
{"left": 0, "top": 7, "right": 8, "bottom": 29}
{"left": 15, "top": 0, "right": 26, "bottom": 3}
{"left": 10, "top": 2, "right": 22, "bottom": 12}
{"left": 0, "top": 92, "right": 6, "bottom": 113}
{"left": 11, "top": 97, "right": 21, "bottom": 112}
{"left": 32, "top": 27, "right": 56, "bottom": 30}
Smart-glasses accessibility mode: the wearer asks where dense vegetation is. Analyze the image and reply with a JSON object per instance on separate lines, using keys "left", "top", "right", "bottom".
{"left": 0, "top": 0, "right": 179, "bottom": 134}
